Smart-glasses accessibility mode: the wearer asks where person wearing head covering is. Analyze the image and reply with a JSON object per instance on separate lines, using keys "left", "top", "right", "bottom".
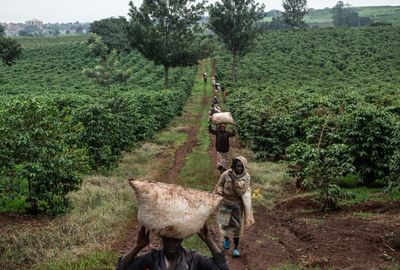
{"left": 117, "top": 223, "right": 229, "bottom": 270}
{"left": 203, "top": 73, "right": 208, "bottom": 83}
{"left": 208, "top": 123, "right": 236, "bottom": 174}
{"left": 212, "top": 96, "right": 220, "bottom": 106}
{"left": 215, "top": 156, "right": 255, "bottom": 257}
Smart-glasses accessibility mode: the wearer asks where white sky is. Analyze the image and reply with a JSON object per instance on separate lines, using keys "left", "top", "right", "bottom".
{"left": 1, "top": 0, "right": 400, "bottom": 23}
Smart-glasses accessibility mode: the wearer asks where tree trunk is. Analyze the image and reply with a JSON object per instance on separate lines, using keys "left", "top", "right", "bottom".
{"left": 164, "top": 65, "right": 169, "bottom": 89}
{"left": 231, "top": 48, "right": 237, "bottom": 81}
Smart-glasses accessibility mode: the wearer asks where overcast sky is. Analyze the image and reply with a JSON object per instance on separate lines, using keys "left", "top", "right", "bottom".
{"left": 1, "top": 0, "right": 399, "bottom": 23}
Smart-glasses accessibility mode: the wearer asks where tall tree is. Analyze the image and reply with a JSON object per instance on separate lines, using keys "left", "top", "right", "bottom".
{"left": 208, "top": 0, "right": 265, "bottom": 81}
{"left": 90, "top": 17, "right": 129, "bottom": 52}
{"left": 83, "top": 34, "right": 130, "bottom": 92}
{"left": 0, "top": 37, "right": 22, "bottom": 66}
{"left": 282, "top": 0, "right": 309, "bottom": 29}
{"left": 332, "top": 1, "right": 373, "bottom": 27}
{"left": 127, "top": 0, "right": 205, "bottom": 89}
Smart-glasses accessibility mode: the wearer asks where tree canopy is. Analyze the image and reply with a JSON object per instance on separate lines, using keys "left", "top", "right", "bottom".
{"left": 282, "top": 0, "right": 309, "bottom": 29}
{"left": 0, "top": 37, "right": 23, "bottom": 66}
{"left": 90, "top": 17, "right": 129, "bottom": 52}
{"left": 332, "top": 1, "right": 373, "bottom": 27}
{"left": 208, "top": 0, "right": 265, "bottom": 81}
{"left": 127, "top": 0, "right": 205, "bottom": 89}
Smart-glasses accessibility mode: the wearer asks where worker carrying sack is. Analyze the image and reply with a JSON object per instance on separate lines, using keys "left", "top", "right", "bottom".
{"left": 129, "top": 180, "right": 222, "bottom": 239}
{"left": 211, "top": 112, "right": 235, "bottom": 125}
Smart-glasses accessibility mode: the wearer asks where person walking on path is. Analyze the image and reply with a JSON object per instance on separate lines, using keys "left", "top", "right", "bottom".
{"left": 117, "top": 223, "right": 229, "bottom": 270}
{"left": 208, "top": 123, "right": 235, "bottom": 174}
{"left": 203, "top": 72, "right": 208, "bottom": 83}
{"left": 215, "top": 156, "right": 254, "bottom": 258}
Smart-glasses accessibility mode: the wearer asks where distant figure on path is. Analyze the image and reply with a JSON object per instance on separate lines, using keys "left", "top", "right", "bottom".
{"left": 203, "top": 72, "right": 208, "bottom": 83}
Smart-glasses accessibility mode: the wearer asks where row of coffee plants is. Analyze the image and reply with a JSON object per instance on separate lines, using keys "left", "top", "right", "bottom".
{"left": 0, "top": 36, "right": 188, "bottom": 94}
{"left": 217, "top": 27, "right": 400, "bottom": 208}
{"left": 0, "top": 36, "right": 196, "bottom": 214}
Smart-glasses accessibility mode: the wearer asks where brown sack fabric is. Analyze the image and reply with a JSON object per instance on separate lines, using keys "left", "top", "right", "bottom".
{"left": 129, "top": 180, "right": 222, "bottom": 239}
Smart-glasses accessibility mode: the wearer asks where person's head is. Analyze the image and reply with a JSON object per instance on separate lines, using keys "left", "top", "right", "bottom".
{"left": 232, "top": 156, "right": 247, "bottom": 175}
{"left": 161, "top": 236, "right": 183, "bottom": 259}
{"left": 219, "top": 123, "right": 226, "bottom": 130}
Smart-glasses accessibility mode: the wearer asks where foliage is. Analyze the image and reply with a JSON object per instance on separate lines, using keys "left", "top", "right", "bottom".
{"left": 338, "top": 106, "right": 395, "bottom": 186}
{"left": 258, "top": 17, "right": 291, "bottom": 31}
{"left": 217, "top": 27, "right": 400, "bottom": 192}
{"left": 208, "top": 0, "right": 265, "bottom": 81}
{"left": 84, "top": 34, "right": 130, "bottom": 90}
{"left": 0, "top": 36, "right": 196, "bottom": 214}
{"left": 288, "top": 143, "right": 354, "bottom": 211}
{"left": 282, "top": 0, "right": 309, "bottom": 29}
{"left": 127, "top": 0, "right": 205, "bottom": 88}
{"left": 0, "top": 37, "right": 23, "bottom": 66}
{"left": 332, "top": 1, "right": 373, "bottom": 27}
{"left": 0, "top": 25, "right": 4, "bottom": 36}
{"left": 385, "top": 124, "right": 400, "bottom": 191}
{"left": 90, "top": 17, "right": 129, "bottom": 52}
{"left": 0, "top": 99, "right": 86, "bottom": 214}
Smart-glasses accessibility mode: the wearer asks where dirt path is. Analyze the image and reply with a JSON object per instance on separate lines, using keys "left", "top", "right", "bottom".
{"left": 111, "top": 63, "right": 210, "bottom": 257}
{"left": 113, "top": 60, "right": 400, "bottom": 269}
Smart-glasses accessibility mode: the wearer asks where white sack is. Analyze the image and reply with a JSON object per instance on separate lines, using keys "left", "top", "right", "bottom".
{"left": 129, "top": 180, "right": 222, "bottom": 239}
{"left": 211, "top": 112, "right": 235, "bottom": 125}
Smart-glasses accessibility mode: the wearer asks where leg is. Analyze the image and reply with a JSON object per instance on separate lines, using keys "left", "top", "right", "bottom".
{"left": 233, "top": 237, "right": 240, "bottom": 257}
{"left": 223, "top": 237, "right": 231, "bottom": 250}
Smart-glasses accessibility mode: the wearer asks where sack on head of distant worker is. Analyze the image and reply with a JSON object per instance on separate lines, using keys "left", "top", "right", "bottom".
{"left": 211, "top": 112, "right": 235, "bottom": 125}
{"left": 129, "top": 180, "right": 222, "bottom": 239}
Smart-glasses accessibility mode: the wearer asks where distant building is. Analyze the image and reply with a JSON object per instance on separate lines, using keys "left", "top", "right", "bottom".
{"left": 25, "top": 19, "right": 44, "bottom": 30}
{"left": 4, "top": 23, "right": 24, "bottom": 36}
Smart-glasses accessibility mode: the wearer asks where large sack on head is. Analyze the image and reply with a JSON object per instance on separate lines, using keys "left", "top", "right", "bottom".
{"left": 129, "top": 180, "right": 222, "bottom": 239}
{"left": 211, "top": 112, "right": 235, "bottom": 125}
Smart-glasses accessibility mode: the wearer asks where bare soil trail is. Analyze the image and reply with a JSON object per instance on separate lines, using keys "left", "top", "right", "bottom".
{"left": 111, "top": 63, "right": 211, "bottom": 257}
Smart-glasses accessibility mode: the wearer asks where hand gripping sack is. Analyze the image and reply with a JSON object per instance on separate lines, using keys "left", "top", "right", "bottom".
{"left": 211, "top": 112, "right": 235, "bottom": 125}
{"left": 129, "top": 180, "right": 222, "bottom": 239}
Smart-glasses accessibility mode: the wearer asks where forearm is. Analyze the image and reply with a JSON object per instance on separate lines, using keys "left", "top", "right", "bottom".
{"left": 119, "top": 245, "right": 143, "bottom": 267}
{"left": 204, "top": 237, "right": 222, "bottom": 256}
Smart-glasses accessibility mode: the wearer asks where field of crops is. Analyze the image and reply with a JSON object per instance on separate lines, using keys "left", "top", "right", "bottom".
{"left": 0, "top": 35, "right": 196, "bottom": 214}
{"left": 263, "top": 6, "right": 400, "bottom": 27}
{"left": 217, "top": 26, "right": 400, "bottom": 189}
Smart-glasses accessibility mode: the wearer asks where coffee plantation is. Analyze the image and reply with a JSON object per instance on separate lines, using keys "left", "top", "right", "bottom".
{"left": 0, "top": 36, "right": 196, "bottom": 214}
{"left": 215, "top": 26, "right": 400, "bottom": 208}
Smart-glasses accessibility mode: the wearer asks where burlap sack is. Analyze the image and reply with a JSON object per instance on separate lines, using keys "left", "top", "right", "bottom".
{"left": 211, "top": 112, "right": 235, "bottom": 125}
{"left": 129, "top": 180, "right": 222, "bottom": 239}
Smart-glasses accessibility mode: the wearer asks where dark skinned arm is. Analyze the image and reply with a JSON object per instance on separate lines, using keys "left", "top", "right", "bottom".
{"left": 117, "top": 226, "right": 149, "bottom": 269}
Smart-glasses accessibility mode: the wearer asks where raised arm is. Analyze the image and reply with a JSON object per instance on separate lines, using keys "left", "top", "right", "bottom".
{"left": 215, "top": 173, "right": 226, "bottom": 196}
{"left": 196, "top": 224, "right": 229, "bottom": 270}
{"left": 227, "top": 126, "right": 236, "bottom": 137}
{"left": 117, "top": 226, "right": 149, "bottom": 270}
{"left": 209, "top": 124, "right": 217, "bottom": 135}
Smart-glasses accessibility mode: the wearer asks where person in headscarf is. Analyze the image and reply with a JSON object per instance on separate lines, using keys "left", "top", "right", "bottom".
{"left": 215, "top": 156, "right": 255, "bottom": 257}
{"left": 117, "top": 223, "right": 229, "bottom": 270}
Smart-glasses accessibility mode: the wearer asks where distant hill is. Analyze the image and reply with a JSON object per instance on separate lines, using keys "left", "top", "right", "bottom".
{"left": 263, "top": 6, "right": 400, "bottom": 27}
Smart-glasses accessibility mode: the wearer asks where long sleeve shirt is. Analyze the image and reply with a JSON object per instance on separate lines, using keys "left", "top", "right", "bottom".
{"left": 208, "top": 126, "right": 235, "bottom": 153}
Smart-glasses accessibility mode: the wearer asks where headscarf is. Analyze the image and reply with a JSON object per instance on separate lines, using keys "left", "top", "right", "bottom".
{"left": 232, "top": 156, "right": 248, "bottom": 178}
